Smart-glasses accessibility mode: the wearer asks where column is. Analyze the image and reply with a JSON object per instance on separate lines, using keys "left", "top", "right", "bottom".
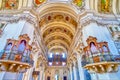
{"left": 73, "top": 61, "right": 77, "bottom": 80}
{"left": 40, "top": 66, "right": 45, "bottom": 80}
{"left": 42, "top": 71, "right": 45, "bottom": 80}
{"left": 76, "top": 53, "right": 85, "bottom": 80}
{"left": 72, "top": 65, "right": 74, "bottom": 80}
{"left": 76, "top": 63, "right": 80, "bottom": 80}
{"left": 69, "top": 64, "right": 73, "bottom": 80}
{"left": 40, "top": 70, "right": 44, "bottom": 80}
{"left": 39, "top": 70, "right": 43, "bottom": 80}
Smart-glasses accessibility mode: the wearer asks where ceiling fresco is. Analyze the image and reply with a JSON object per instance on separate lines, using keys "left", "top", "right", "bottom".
{"left": 98, "top": 0, "right": 112, "bottom": 13}
{"left": 72, "top": 0, "right": 83, "bottom": 7}
{"left": 2, "top": 0, "right": 18, "bottom": 9}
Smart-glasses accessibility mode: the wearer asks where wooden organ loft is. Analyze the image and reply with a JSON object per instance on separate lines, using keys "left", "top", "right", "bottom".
{"left": 83, "top": 36, "right": 120, "bottom": 73}
{"left": 0, "top": 34, "right": 33, "bottom": 72}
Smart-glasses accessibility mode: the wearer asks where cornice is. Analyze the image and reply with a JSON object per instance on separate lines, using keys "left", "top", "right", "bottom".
{"left": 0, "top": 12, "right": 38, "bottom": 26}
{"left": 78, "top": 11, "right": 120, "bottom": 27}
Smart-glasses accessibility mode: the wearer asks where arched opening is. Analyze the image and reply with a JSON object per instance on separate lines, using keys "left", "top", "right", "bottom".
{"left": 18, "top": 40, "right": 26, "bottom": 53}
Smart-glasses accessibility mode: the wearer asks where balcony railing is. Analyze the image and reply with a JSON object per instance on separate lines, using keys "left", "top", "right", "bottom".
{"left": 0, "top": 50, "right": 34, "bottom": 72}
{"left": 82, "top": 54, "right": 120, "bottom": 73}
{"left": 82, "top": 54, "right": 120, "bottom": 67}
{"left": 0, "top": 50, "right": 34, "bottom": 65}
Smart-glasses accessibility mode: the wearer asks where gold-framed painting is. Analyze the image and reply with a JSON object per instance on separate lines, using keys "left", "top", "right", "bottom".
{"left": 98, "top": 0, "right": 112, "bottom": 13}
{"left": 2, "top": 0, "right": 19, "bottom": 10}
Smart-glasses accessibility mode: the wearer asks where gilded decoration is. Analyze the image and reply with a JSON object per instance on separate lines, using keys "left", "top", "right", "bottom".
{"left": 34, "top": 0, "right": 46, "bottom": 6}
{"left": 83, "top": 36, "right": 110, "bottom": 63}
{"left": 45, "top": 36, "right": 70, "bottom": 46}
{"left": 39, "top": 13, "right": 77, "bottom": 29}
{"left": 73, "top": 0, "right": 83, "bottom": 7}
{"left": 2, "top": 0, "right": 18, "bottom": 9}
{"left": 43, "top": 27, "right": 73, "bottom": 39}
{"left": 98, "top": 0, "right": 112, "bottom": 13}
{"left": 83, "top": 36, "right": 120, "bottom": 73}
{"left": 0, "top": 34, "right": 33, "bottom": 72}
{"left": 39, "top": 13, "right": 77, "bottom": 58}
{"left": 48, "top": 43, "right": 68, "bottom": 50}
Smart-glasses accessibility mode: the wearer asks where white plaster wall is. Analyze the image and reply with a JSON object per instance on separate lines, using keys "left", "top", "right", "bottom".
{"left": 20, "top": 22, "right": 34, "bottom": 44}
{"left": 0, "top": 20, "right": 26, "bottom": 80}
{"left": 112, "top": 0, "right": 117, "bottom": 14}
{"left": 27, "top": 0, "right": 33, "bottom": 7}
{"left": 94, "top": 0, "right": 98, "bottom": 12}
{"left": 18, "top": 0, "right": 23, "bottom": 9}
{"left": 23, "top": 0, "right": 28, "bottom": 8}
{"left": 82, "top": 22, "right": 119, "bottom": 55}
{"left": 89, "top": 0, "right": 94, "bottom": 10}
{"left": 3, "top": 72, "right": 18, "bottom": 80}
{"left": 96, "top": 69, "right": 120, "bottom": 80}
{"left": 0, "top": 72, "right": 5, "bottom": 80}
{"left": 119, "top": 0, "right": 120, "bottom": 14}
{"left": 0, "top": 20, "right": 25, "bottom": 50}
{"left": 85, "top": 0, "right": 90, "bottom": 9}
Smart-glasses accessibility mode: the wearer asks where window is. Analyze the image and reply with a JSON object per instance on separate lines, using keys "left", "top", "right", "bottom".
{"left": 102, "top": 45, "right": 108, "bottom": 52}
{"left": 5, "top": 43, "right": 12, "bottom": 51}
{"left": 47, "top": 76, "right": 50, "bottom": 80}
{"left": 49, "top": 62, "right": 52, "bottom": 66}
{"left": 56, "top": 52, "right": 59, "bottom": 55}
{"left": 115, "top": 27, "right": 119, "bottom": 31}
{"left": 0, "top": 23, "right": 5, "bottom": 29}
{"left": 109, "top": 27, "right": 113, "bottom": 32}
{"left": 49, "top": 53, "right": 53, "bottom": 58}
{"left": 90, "top": 42, "right": 98, "bottom": 54}
{"left": 18, "top": 40, "right": 26, "bottom": 53}
{"left": 62, "top": 53, "right": 66, "bottom": 58}
{"left": 63, "top": 76, "right": 67, "bottom": 80}
{"left": 55, "top": 74, "right": 59, "bottom": 80}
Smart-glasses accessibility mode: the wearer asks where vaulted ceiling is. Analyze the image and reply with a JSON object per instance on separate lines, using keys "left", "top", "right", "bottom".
{"left": 38, "top": 3, "right": 78, "bottom": 66}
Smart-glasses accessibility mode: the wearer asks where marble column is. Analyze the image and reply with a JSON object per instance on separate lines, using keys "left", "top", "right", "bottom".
{"left": 41, "top": 66, "right": 45, "bottom": 80}
{"left": 69, "top": 64, "right": 73, "bottom": 80}
{"left": 73, "top": 61, "right": 77, "bottom": 80}
{"left": 76, "top": 53, "right": 85, "bottom": 80}
{"left": 40, "top": 70, "right": 43, "bottom": 80}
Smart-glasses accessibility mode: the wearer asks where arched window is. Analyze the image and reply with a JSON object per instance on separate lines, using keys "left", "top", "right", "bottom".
{"left": 55, "top": 74, "right": 59, "bottom": 80}
{"left": 90, "top": 42, "right": 98, "bottom": 54}
{"left": 63, "top": 76, "right": 67, "bottom": 80}
{"left": 5, "top": 43, "right": 12, "bottom": 51}
{"left": 102, "top": 45, "right": 108, "bottom": 52}
{"left": 47, "top": 76, "right": 50, "bottom": 80}
{"left": 18, "top": 40, "right": 26, "bottom": 53}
